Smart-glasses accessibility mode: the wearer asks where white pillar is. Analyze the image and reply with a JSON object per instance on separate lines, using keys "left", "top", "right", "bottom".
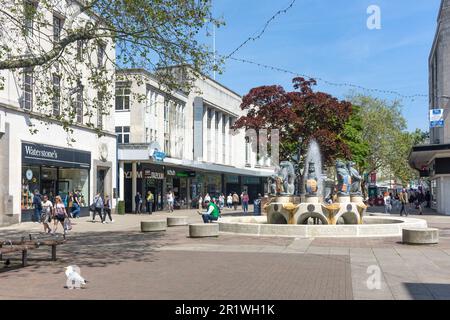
{"left": 119, "top": 161, "right": 125, "bottom": 201}
{"left": 224, "top": 116, "right": 229, "bottom": 165}
{"left": 203, "top": 107, "right": 208, "bottom": 162}
{"left": 211, "top": 110, "right": 216, "bottom": 163}
{"left": 132, "top": 162, "right": 137, "bottom": 212}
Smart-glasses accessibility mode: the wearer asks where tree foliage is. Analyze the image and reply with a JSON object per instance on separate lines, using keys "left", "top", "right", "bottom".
{"left": 347, "top": 94, "right": 428, "bottom": 188}
{"left": 233, "top": 77, "right": 353, "bottom": 192}
{"left": 0, "top": 0, "right": 220, "bottom": 135}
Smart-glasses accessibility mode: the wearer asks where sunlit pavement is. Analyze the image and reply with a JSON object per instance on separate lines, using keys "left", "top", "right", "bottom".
{"left": 1, "top": 205, "right": 450, "bottom": 299}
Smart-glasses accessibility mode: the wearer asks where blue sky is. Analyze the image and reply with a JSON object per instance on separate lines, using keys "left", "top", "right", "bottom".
{"left": 207, "top": 0, "right": 441, "bottom": 131}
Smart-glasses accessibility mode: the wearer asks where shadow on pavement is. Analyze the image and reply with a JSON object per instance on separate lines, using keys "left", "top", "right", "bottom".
{"left": 404, "top": 283, "right": 450, "bottom": 299}
{"left": 0, "top": 229, "right": 174, "bottom": 276}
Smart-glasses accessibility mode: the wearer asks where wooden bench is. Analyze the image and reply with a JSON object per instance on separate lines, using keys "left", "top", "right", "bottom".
{"left": 27, "top": 233, "right": 67, "bottom": 261}
{"left": 0, "top": 234, "right": 67, "bottom": 267}
{"left": 0, "top": 244, "right": 32, "bottom": 267}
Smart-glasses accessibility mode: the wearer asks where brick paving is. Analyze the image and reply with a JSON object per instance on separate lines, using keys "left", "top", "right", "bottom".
{"left": 1, "top": 207, "right": 450, "bottom": 299}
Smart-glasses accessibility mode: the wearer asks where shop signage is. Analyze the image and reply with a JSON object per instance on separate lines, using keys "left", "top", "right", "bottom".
{"left": 144, "top": 169, "right": 164, "bottom": 180}
{"left": 125, "top": 170, "right": 164, "bottom": 180}
{"left": 22, "top": 142, "right": 91, "bottom": 168}
{"left": 166, "top": 169, "right": 176, "bottom": 176}
{"left": 176, "top": 172, "right": 196, "bottom": 177}
{"left": 430, "top": 109, "right": 444, "bottom": 128}
{"left": 153, "top": 150, "right": 166, "bottom": 161}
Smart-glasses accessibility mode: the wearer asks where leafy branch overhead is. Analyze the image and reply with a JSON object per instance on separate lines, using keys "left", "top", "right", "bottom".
{"left": 0, "top": 0, "right": 221, "bottom": 134}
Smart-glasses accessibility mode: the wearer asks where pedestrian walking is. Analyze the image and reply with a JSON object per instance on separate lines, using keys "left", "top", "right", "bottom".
{"left": 53, "top": 195, "right": 69, "bottom": 235}
{"left": 134, "top": 192, "right": 142, "bottom": 214}
{"left": 219, "top": 193, "right": 225, "bottom": 210}
{"left": 383, "top": 192, "right": 392, "bottom": 214}
{"left": 32, "top": 189, "right": 42, "bottom": 223}
{"left": 146, "top": 191, "right": 154, "bottom": 214}
{"left": 425, "top": 191, "right": 431, "bottom": 208}
{"left": 399, "top": 189, "right": 408, "bottom": 217}
{"left": 227, "top": 193, "right": 233, "bottom": 209}
{"left": 102, "top": 195, "right": 114, "bottom": 223}
{"left": 71, "top": 191, "right": 81, "bottom": 218}
{"left": 241, "top": 192, "right": 249, "bottom": 214}
{"left": 166, "top": 190, "right": 174, "bottom": 212}
{"left": 92, "top": 193, "right": 104, "bottom": 221}
{"left": 232, "top": 192, "right": 239, "bottom": 210}
{"left": 41, "top": 195, "right": 53, "bottom": 234}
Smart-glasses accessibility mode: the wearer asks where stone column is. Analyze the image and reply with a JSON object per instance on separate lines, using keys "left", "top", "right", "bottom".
{"left": 119, "top": 161, "right": 125, "bottom": 201}
{"left": 131, "top": 162, "right": 137, "bottom": 212}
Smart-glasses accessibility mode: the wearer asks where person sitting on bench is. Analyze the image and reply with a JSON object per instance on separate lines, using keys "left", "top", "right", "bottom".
{"left": 198, "top": 199, "right": 219, "bottom": 223}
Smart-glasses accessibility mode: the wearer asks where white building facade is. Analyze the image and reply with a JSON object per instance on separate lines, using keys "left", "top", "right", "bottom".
{"left": 115, "top": 69, "right": 272, "bottom": 212}
{"left": 0, "top": 0, "right": 117, "bottom": 225}
{"left": 409, "top": 0, "right": 450, "bottom": 215}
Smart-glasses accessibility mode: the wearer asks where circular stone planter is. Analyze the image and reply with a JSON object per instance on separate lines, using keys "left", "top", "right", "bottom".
{"left": 167, "top": 216, "right": 188, "bottom": 227}
{"left": 141, "top": 220, "right": 167, "bottom": 232}
{"left": 189, "top": 223, "right": 219, "bottom": 238}
{"left": 402, "top": 228, "right": 439, "bottom": 245}
{"left": 218, "top": 216, "right": 428, "bottom": 238}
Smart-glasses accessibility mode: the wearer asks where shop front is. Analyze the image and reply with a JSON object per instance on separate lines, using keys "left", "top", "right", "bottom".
{"left": 242, "top": 176, "right": 265, "bottom": 202}
{"left": 123, "top": 162, "right": 165, "bottom": 213}
{"left": 165, "top": 167, "right": 195, "bottom": 209}
{"left": 409, "top": 144, "right": 450, "bottom": 215}
{"left": 21, "top": 141, "right": 91, "bottom": 221}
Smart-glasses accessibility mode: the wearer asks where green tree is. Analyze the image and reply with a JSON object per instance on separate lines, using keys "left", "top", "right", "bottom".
{"left": 340, "top": 104, "right": 370, "bottom": 171}
{"left": 347, "top": 94, "right": 428, "bottom": 194}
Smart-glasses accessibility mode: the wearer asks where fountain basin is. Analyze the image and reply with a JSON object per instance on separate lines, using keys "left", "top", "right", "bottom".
{"left": 218, "top": 216, "right": 427, "bottom": 238}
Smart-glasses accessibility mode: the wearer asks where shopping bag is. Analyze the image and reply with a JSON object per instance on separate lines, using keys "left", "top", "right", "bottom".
{"left": 64, "top": 218, "right": 72, "bottom": 231}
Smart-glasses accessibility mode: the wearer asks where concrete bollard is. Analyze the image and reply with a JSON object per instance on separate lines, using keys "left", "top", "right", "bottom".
{"left": 167, "top": 216, "right": 188, "bottom": 227}
{"left": 189, "top": 223, "right": 219, "bottom": 238}
{"left": 141, "top": 220, "right": 167, "bottom": 232}
{"left": 402, "top": 228, "right": 439, "bottom": 245}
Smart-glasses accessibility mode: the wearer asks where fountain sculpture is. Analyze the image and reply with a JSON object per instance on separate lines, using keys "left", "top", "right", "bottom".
{"left": 264, "top": 140, "right": 367, "bottom": 225}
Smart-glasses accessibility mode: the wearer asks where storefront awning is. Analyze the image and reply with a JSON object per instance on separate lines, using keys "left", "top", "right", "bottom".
{"left": 409, "top": 143, "right": 450, "bottom": 171}
{"left": 118, "top": 144, "right": 274, "bottom": 177}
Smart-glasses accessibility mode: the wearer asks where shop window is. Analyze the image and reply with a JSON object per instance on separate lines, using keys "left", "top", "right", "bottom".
{"left": 53, "top": 15, "right": 62, "bottom": 43}
{"left": 21, "top": 165, "right": 40, "bottom": 210}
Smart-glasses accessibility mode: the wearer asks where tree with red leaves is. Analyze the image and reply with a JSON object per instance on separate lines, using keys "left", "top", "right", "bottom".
{"left": 233, "top": 77, "right": 353, "bottom": 194}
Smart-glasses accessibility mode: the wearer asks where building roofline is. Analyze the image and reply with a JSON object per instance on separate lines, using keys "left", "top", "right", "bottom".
{"left": 429, "top": 0, "right": 450, "bottom": 64}
{"left": 116, "top": 68, "right": 188, "bottom": 98}
{"left": 160, "top": 65, "right": 243, "bottom": 100}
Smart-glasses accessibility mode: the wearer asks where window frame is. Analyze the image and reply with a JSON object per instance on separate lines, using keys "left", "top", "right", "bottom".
{"left": 115, "top": 87, "right": 131, "bottom": 111}
{"left": 22, "top": 67, "right": 33, "bottom": 111}
{"left": 52, "top": 73, "right": 61, "bottom": 116}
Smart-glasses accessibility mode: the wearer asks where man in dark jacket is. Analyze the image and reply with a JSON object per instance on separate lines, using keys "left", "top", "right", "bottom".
{"left": 32, "top": 190, "right": 42, "bottom": 223}
{"left": 135, "top": 192, "right": 142, "bottom": 214}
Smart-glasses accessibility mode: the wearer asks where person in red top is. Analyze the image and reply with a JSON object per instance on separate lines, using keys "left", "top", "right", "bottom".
{"left": 241, "top": 192, "right": 249, "bottom": 214}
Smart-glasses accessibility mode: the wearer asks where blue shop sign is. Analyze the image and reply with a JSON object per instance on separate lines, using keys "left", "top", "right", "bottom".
{"left": 153, "top": 150, "right": 166, "bottom": 161}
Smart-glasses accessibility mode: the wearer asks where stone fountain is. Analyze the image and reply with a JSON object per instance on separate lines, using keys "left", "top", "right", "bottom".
{"left": 219, "top": 141, "right": 427, "bottom": 237}
{"left": 264, "top": 141, "right": 367, "bottom": 226}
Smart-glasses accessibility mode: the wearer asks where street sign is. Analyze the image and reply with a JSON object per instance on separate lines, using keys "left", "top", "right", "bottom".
{"left": 430, "top": 109, "right": 444, "bottom": 128}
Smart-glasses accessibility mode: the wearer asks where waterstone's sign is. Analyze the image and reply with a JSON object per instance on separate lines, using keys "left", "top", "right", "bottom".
{"left": 22, "top": 142, "right": 91, "bottom": 168}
